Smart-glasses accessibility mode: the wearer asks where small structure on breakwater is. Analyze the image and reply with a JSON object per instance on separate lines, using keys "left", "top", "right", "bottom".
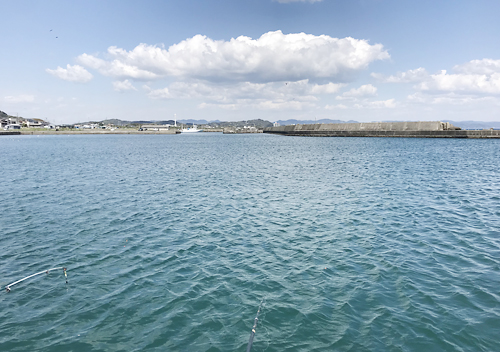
{"left": 264, "top": 121, "right": 500, "bottom": 138}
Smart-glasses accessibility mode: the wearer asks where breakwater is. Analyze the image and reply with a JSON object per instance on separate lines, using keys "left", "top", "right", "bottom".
{"left": 264, "top": 121, "right": 500, "bottom": 138}
{"left": 0, "top": 131, "right": 21, "bottom": 136}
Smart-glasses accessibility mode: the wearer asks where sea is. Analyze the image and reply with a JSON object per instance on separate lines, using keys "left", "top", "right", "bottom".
{"left": 0, "top": 133, "right": 499, "bottom": 352}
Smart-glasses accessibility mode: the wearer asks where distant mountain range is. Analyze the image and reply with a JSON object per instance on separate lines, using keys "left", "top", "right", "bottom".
{"left": 276, "top": 119, "right": 500, "bottom": 130}
{"left": 96, "top": 118, "right": 273, "bottom": 128}
{"left": 442, "top": 120, "right": 500, "bottom": 130}
{"left": 275, "top": 119, "right": 359, "bottom": 125}
{"left": 29, "top": 116, "right": 500, "bottom": 130}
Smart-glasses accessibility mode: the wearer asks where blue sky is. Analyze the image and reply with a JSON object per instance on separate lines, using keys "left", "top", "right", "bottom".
{"left": 1, "top": 0, "right": 500, "bottom": 124}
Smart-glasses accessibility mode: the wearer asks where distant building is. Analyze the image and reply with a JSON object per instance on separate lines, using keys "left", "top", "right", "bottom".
{"left": 141, "top": 124, "right": 171, "bottom": 131}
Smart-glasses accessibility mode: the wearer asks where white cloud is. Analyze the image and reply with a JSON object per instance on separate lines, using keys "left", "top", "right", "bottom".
{"left": 148, "top": 79, "right": 326, "bottom": 111}
{"left": 77, "top": 53, "right": 158, "bottom": 80}
{"left": 112, "top": 79, "right": 137, "bottom": 92}
{"left": 340, "top": 84, "right": 377, "bottom": 98}
{"left": 408, "top": 92, "right": 499, "bottom": 106}
{"left": 407, "top": 92, "right": 428, "bottom": 103}
{"left": 147, "top": 79, "right": 392, "bottom": 111}
{"left": 368, "top": 98, "right": 396, "bottom": 108}
{"left": 354, "top": 99, "right": 396, "bottom": 109}
{"left": 53, "top": 31, "right": 390, "bottom": 113}
{"left": 417, "top": 70, "right": 500, "bottom": 94}
{"left": 76, "top": 31, "right": 389, "bottom": 83}
{"left": 311, "top": 82, "right": 345, "bottom": 94}
{"left": 147, "top": 87, "right": 171, "bottom": 99}
{"left": 46, "top": 64, "right": 93, "bottom": 83}
{"left": 325, "top": 104, "right": 348, "bottom": 110}
{"left": 431, "top": 95, "right": 497, "bottom": 105}
{"left": 4, "top": 95, "right": 35, "bottom": 103}
{"left": 198, "top": 102, "right": 238, "bottom": 110}
{"left": 453, "top": 59, "right": 500, "bottom": 75}
{"left": 378, "top": 60, "right": 500, "bottom": 95}
{"left": 148, "top": 79, "right": 338, "bottom": 103}
{"left": 199, "top": 99, "right": 312, "bottom": 111}
{"left": 76, "top": 54, "right": 107, "bottom": 70}
{"left": 372, "top": 67, "right": 429, "bottom": 83}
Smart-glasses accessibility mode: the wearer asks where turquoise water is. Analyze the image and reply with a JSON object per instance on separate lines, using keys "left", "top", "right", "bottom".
{"left": 1, "top": 133, "right": 499, "bottom": 351}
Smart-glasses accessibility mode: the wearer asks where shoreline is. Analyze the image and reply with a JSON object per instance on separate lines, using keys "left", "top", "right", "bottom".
{"left": 18, "top": 129, "right": 180, "bottom": 135}
{"left": 2, "top": 129, "right": 225, "bottom": 135}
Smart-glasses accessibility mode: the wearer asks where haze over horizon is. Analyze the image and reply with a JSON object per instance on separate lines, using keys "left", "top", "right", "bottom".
{"left": 1, "top": 0, "right": 500, "bottom": 124}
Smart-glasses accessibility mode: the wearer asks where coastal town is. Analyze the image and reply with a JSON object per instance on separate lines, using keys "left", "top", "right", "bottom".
{"left": 0, "top": 110, "right": 274, "bottom": 135}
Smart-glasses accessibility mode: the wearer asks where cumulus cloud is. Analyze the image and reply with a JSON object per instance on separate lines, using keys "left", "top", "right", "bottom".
{"left": 377, "top": 59, "right": 500, "bottom": 95}
{"left": 76, "top": 31, "right": 389, "bottom": 83}
{"left": 325, "top": 104, "right": 348, "bottom": 110}
{"left": 148, "top": 79, "right": 330, "bottom": 111}
{"left": 46, "top": 64, "right": 93, "bottom": 83}
{"left": 340, "top": 84, "right": 377, "bottom": 98}
{"left": 112, "top": 79, "right": 137, "bottom": 92}
{"left": 77, "top": 53, "right": 159, "bottom": 80}
{"left": 354, "top": 99, "right": 396, "bottom": 109}
{"left": 417, "top": 70, "right": 500, "bottom": 94}
{"left": 199, "top": 99, "right": 312, "bottom": 111}
{"left": 372, "top": 67, "right": 429, "bottom": 83}
{"left": 148, "top": 79, "right": 339, "bottom": 102}
{"left": 408, "top": 92, "right": 499, "bottom": 105}
{"left": 52, "top": 31, "right": 390, "bottom": 111}
{"left": 453, "top": 58, "right": 500, "bottom": 75}
{"left": 4, "top": 95, "right": 35, "bottom": 103}
{"left": 310, "top": 82, "right": 345, "bottom": 94}
{"left": 367, "top": 98, "right": 396, "bottom": 108}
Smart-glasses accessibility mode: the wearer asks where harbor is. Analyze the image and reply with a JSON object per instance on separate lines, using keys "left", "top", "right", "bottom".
{"left": 2, "top": 133, "right": 499, "bottom": 351}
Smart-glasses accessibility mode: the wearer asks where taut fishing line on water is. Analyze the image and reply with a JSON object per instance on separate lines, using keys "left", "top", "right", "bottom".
{"left": 4, "top": 267, "right": 68, "bottom": 293}
{"left": 246, "top": 299, "right": 265, "bottom": 352}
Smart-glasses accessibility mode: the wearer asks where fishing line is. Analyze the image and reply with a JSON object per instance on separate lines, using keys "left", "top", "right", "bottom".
{"left": 259, "top": 306, "right": 270, "bottom": 352}
{"left": 5, "top": 267, "right": 68, "bottom": 293}
{"left": 246, "top": 299, "right": 265, "bottom": 352}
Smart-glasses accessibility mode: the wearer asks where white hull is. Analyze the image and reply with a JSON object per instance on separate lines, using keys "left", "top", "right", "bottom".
{"left": 181, "top": 128, "right": 203, "bottom": 133}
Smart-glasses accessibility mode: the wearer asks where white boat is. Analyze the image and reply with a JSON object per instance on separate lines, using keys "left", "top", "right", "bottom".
{"left": 181, "top": 125, "right": 203, "bottom": 133}
{"left": 4, "top": 124, "right": 21, "bottom": 130}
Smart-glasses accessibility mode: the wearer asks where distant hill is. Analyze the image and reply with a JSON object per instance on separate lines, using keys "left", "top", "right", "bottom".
{"left": 276, "top": 119, "right": 358, "bottom": 125}
{"left": 91, "top": 119, "right": 176, "bottom": 126}
{"left": 442, "top": 120, "right": 500, "bottom": 130}
{"left": 178, "top": 119, "right": 272, "bottom": 128}
{"left": 378, "top": 120, "right": 500, "bottom": 130}
{"left": 151, "top": 120, "right": 176, "bottom": 125}
{"left": 178, "top": 119, "right": 219, "bottom": 125}
{"left": 100, "top": 119, "right": 131, "bottom": 126}
{"left": 206, "top": 119, "right": 273, "bottom": 128}
{"left": 1, "top": 110, "right": 11, "bottom": 118}
{"left": 72, "top": 118, "right": 500, "bottom": 130}
{"left": 275, "top": 119, "right": 500, "bottom": 129}
{"left": 86, "top": 118, "right": 272, "bottom": 128}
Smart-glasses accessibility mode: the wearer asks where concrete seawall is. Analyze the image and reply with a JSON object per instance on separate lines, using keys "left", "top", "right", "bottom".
{"left": 264, "top": 122, "right": 500, "bottom": 139}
